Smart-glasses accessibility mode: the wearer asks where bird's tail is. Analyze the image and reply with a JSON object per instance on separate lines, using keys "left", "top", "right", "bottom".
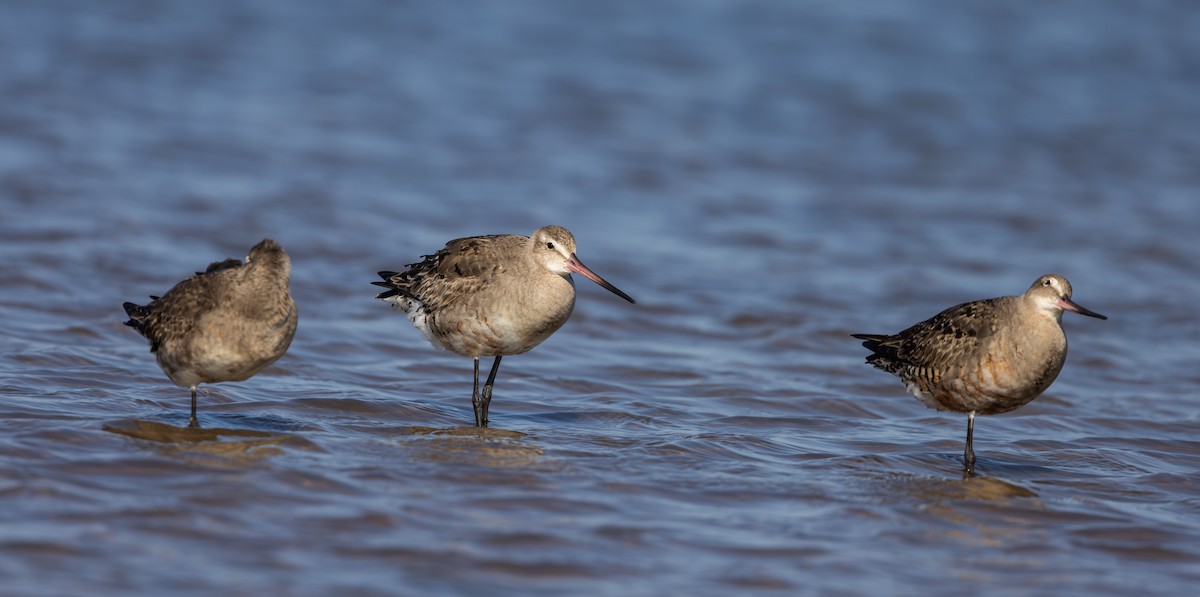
{"left": 371, "top": 271, "right": 413, "bottom": 300}
{"left": 122, "top": 300, "right": 153, "bottom": 337}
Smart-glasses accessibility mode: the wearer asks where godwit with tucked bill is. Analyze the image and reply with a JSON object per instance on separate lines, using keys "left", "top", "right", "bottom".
{"left": 852, "top": 274, "right": 1106, "bottom": 475}
{"left": 373, "top": 225, "right": 635, "bottom": 427}
{"left": 123, "top": 239, "right": 298, "bottom": 427}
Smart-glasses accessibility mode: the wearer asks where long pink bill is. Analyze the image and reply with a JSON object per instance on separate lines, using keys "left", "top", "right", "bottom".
{"left": 1058, "top": 298, "right": 1107, "bottom": 320}
{"left": 566, "top": 255, "right": 636, "bottom": 304}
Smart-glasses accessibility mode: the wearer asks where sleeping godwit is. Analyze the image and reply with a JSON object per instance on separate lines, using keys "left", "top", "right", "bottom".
{"left": 123, "top": 239, "right": 298, "bottom": 427}
{"left": 851, "top": 274, "right": 1106, "bottom": 475}
{"left": 372, "top": 225, "right": 636, "bottom": 427}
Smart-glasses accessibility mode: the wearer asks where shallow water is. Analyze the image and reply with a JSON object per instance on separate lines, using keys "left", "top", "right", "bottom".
{"left": 2, "top": 0, "right": 1199, "bottom": 594}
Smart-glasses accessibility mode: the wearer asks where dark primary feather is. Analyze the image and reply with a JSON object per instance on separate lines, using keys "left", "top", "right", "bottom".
{"left": 849, "top": 333, "right": 890, "bottom": 355}
{"left": 372, "top": 270, "right": 410, "bottom": 300}
{"left": 123, "top": 301, "right": 150, "bottom": 329}
{"left": 122, "top": 300, "right": 159, "bottom": 351}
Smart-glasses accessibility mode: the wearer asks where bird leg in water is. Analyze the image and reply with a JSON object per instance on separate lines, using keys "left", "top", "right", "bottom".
{"left": 472, "top": 356, "right": 503, "bottom": 427}
{"left": 472, "top": 358, "right": 484, "bottom": 427}
{"left": 963, "top": 411, "right": 976, "bottom": 476}
{"left": 480, "top": 356, "right": 502, "bottom": 427}
{"left": 188, "top": 385, "right": 200, "bottom": 428}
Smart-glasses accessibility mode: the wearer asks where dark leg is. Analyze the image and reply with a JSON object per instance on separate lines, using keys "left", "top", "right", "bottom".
{"left": 479, "top": 356, "right": 503, "bottom": 428}
{"left": 188, "top": 385, "right": 200, "bottom": 428}
{"left": 471, "top": 357, "right": 485, "bottom": 427}
{"left": 963, "top": 411, "right": 976, "bottom": 476}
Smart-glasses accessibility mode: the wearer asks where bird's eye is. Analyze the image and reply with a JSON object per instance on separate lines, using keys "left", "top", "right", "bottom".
{"left": 1043, "top": 279, "right": 1052, "bottom": 286}
{"left": 546, "top": 242, "right": 555, "bottom": 250}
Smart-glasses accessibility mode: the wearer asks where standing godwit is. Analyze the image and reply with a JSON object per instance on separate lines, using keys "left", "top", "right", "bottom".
{"left": 123, "top": 239, "right": 298, "bottom": 427}
{"left": 851, "top": 274, "right": 1106, "bottom": 475}
{"left": 372, "top": 225, "right": 636, "bottom": 427}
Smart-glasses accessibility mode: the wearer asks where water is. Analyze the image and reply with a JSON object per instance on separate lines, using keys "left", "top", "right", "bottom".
{"left": 2, "top": 0, "right": 1199, "bottom": 594}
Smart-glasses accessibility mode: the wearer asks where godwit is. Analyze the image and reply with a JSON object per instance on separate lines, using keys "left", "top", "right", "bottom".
{"left": 123, "top": 239, "right": 298, "bottom": 427}
{"left": 851, "top": 274, "right": 1106, "bottom": 475}
{"left": 372, "top": 225, "right": 636, "bottom": 427}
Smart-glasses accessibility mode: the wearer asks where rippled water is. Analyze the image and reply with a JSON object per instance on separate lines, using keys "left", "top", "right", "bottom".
{"left": 2, "top": 0, "right": 1199, "bottom": 594}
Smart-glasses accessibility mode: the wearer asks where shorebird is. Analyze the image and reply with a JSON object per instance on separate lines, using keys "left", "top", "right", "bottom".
{"left": 851, "top": 274, "right": 1106, "bottom": 475}
{"left": 123, "top": 239, "right": 298, "bottom": 427}
{"left": 372, "top": 225, "right": 636, "bottom": 427}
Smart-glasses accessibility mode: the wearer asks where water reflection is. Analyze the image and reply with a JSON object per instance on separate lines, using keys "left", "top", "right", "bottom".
{"left": 102, "top": 419, "right": 318, "bottom": 467}
{"left": 957, "top": 475, "right": 1038, "bottom": 500}
{"left": 881, "top": 471, "right": 1038, "bottom": 502}
{"left": 401, "top": 426, "right": 547, "bottom": 469}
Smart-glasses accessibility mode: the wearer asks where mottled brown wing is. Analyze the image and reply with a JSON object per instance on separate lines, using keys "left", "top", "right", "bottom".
{"left": 418, "top": 235, "right": 522, "bottom": 308}
{"left": 124, "top": 266, "right": 240, "bottom": 353}
{"left": 856, "top": 297, "right": 1004, "bottom": 372}
{"left": 376, "top": 234, "right": 525, "bottom": 311}
{"left": 430, "top": 235, "right": 520, "bottom": 277}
